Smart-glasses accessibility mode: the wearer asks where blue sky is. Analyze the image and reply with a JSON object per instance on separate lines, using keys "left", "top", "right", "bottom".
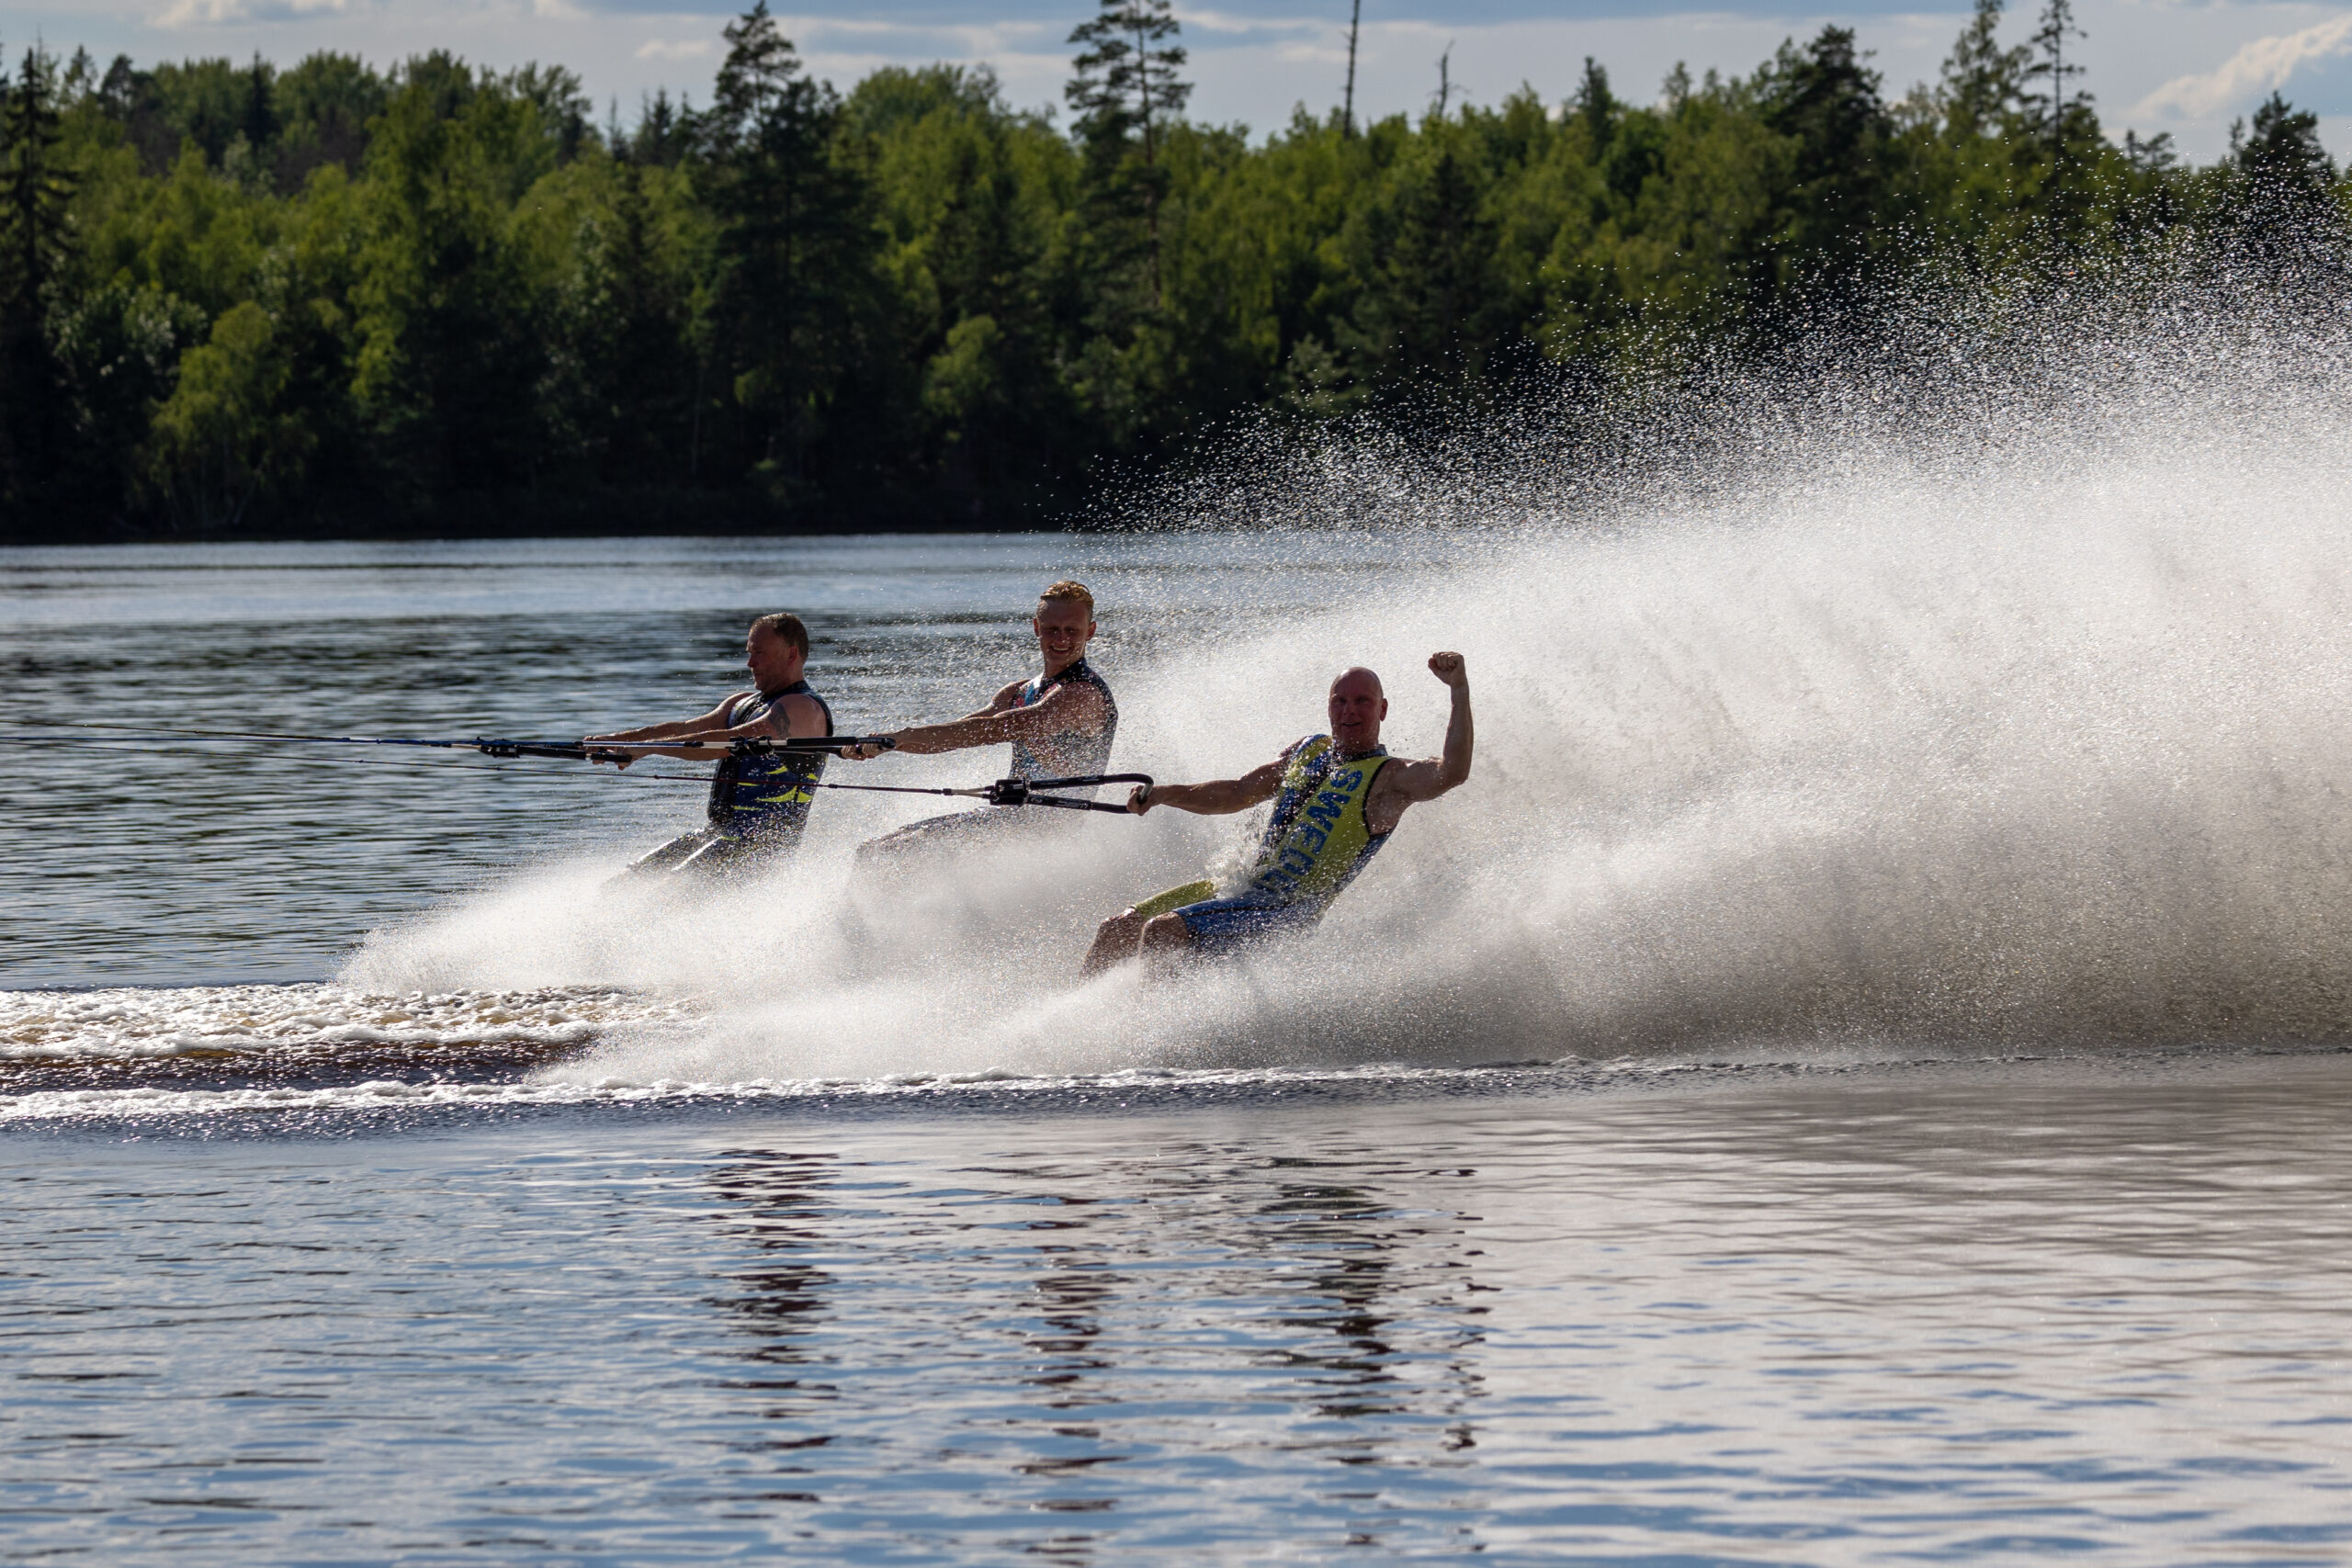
{"left": 7, "top": 0, "right": 2351, "bottom": 162}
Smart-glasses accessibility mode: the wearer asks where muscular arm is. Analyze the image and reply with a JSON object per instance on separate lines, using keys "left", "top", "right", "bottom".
{"left": 593, "top": 692, "right": 828, "bottom": 761}
{"left": 964, "top": 681, "right": 1026, "bottom": 719}
{"left": 887, "top": 679, "right": 1105, "bottom": 757}
{"left": 585, "top": 697, "right": 740, "bottom": 748}
{"left": 1127, "top": 753, "right": 1290, "bottom": 817}
{"left": 1366, "top": 653, "right": 1472, "bottom": 832}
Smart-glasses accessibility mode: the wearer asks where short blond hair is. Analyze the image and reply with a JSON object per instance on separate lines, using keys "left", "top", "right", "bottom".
{"left": 1038, "top": 580, "right": 1095, "bottom": 615}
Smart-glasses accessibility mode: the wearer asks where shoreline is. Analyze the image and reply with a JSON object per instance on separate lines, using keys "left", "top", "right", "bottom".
{"left": 0, "top": 509, "right": 1082, "bottom": 549}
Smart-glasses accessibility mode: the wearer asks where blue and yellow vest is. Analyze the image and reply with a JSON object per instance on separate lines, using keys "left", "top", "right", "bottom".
{"left": 1009, "top": 656, "right": 1118, "bottom": 785}
{"left": 707, "top": 680, "right": 832, "bottom": 842}
{"left": 1244, "top": 734, "right": 1391, "bottom": 913}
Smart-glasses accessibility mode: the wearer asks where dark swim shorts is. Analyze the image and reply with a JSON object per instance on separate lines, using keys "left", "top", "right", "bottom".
{"left": 1170, "top": 893, "right": 1322, "bottom": 957}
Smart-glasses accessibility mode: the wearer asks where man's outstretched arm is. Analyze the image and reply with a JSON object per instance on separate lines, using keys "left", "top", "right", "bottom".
{"left": 878, "top": 680, "right": 1105, "bottom": 757}
{"left": 1126, "top": 753, "right": 1290, "bottom": 817}
{"left": 591, "top": 694, "right": 828, "bottom": 762}
{"left": 585, "top": 697, "right": 739, "bottom": 749}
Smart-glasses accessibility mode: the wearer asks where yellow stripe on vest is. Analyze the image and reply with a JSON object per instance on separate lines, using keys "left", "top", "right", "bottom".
{"left": 1248, "top": 738, "right": 1386, "bottom": 908}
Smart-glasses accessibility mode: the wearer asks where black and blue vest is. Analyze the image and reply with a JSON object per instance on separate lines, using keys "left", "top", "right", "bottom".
{"left": 707, "top": 680, "right": 833, "bottom": 842}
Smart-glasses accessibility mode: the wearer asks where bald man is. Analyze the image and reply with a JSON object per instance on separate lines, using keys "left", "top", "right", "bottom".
{"left": 1081, "top": 652, "right": 1473, "bottom": 974}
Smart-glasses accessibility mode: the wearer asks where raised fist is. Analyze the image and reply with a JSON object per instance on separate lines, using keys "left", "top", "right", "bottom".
{"left": 1427, "top": 650, "right": 1466, "bottom": 687}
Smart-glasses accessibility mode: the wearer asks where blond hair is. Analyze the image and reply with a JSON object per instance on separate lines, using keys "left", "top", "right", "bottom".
{"left": 1038, "top": 580, "right": 1095, "bottom": 615}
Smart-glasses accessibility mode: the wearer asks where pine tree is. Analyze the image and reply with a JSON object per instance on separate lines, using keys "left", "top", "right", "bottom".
{"left": 0, "top": 46, "right": 77, "bottom": 506}
{"left": 241, "top": 53, "right": 277, "bottom": 154}
{"left": 353, "top": 55, "right": 548, "bottom": 501}
{"left": 2024, "top": 0, "right": 2089, "bottom": 162}
{"left": 2237, "top": 92, "right": 2333, "bottom": 196}
{"left": 1342, "top": 139, "right": 1504, "bottom": 390}
{"left": 2227, "top": 92, "right": 2338, "bottom": 264}
{"left": 1756, "top": 27, "right": 1894, "bottom": 297}
{"left": 1065, "top": 0, "right": 1190, "bottom": 308}
{"left": 1939, "top": 0, "right": 2027, "bottom": 134}
{"left": 698, "top": 2, "right": 876, "bottom": 494}
{"left": 1573, "top": 57, "right": 1615, "bottom": 152}
{"left": 2014, "top": 0, "right": 2106, "bottom": 244}
{"left": 586, "top": 160, "right": 693, "bottom": 483}
{"left": 625, "top": 89, "right": 692, "bottom": 167}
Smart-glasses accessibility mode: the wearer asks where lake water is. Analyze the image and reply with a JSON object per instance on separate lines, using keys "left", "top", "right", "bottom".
{"left": 6, "top": 533, "right": 2352, "bottom": 1563}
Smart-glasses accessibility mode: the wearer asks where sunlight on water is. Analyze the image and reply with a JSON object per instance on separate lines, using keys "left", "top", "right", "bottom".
{"left": 6, "top": 1056, "right": 2352, "bottom": 1563}
{"left": 8, "top": 269, "right": 2352, "bottom": 1565}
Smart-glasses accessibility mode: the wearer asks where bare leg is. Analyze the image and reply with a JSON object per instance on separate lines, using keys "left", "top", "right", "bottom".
{"left": 1080, "top": 909, "right": 1148, "bottom": 976}
{"left": 1138, "top": 911, "right": 1195, "bottom": 981}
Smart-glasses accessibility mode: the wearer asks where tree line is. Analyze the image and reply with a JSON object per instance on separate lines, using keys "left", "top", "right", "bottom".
{"left": 0, "top": 0, "right": 2341, "bottom": 539}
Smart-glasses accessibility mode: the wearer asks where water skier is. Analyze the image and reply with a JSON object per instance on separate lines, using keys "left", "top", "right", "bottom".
{"left": 1081, "top": 653, "right": 1472, "bottom": 974}
{"left": 845, "top": 581, "right": 1118, "bottom": 860}
{"left": 584, "top": 613, "right": 835, "bottom": 874}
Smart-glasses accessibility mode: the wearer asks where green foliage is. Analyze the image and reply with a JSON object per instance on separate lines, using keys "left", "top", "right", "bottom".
{"left": 3, "top": 3, "right": 2346, "bottom": 539}
{"left": 142, "top": 299, "right": 313, "bottom": 525}
{"left": 0, "top": 46, "right": 79, "bottom": 506}
{"left": 1754, "top": 27, "right": 1895, "bottom": 299}
{"left": 698, "top": 4, "right": 887, "bottom": 501}
{"left": 1067, "top": 0, "right": 1191, "bottom": 317}
{"left": 277, "top": 53, "right": 388, "bottom": 185}
{"left": 1340, "top": 125, "right": 1512, "bottom": 389}
{"left": 2238, "top": 93, "right": 2334, "bottom": 196}
{"left": 351, "top": 58, "right": 555, "bottom": 499}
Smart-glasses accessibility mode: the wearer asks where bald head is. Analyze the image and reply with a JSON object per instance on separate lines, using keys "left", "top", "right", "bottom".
{"left": 1327, "top": 666, "right": 1388, "bottom": 753}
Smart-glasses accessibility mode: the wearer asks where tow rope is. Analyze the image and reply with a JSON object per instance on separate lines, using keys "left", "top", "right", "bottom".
{"left": 808, "top": 772, "right": 1153, "bottom": 815}
{"left": 0, "top": 725, "right": 898, "bottom": 763}
{"left": 0, "top": 725, "right": 1147, "bottom": 810}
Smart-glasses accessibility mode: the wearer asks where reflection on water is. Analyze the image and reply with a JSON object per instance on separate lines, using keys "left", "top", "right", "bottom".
{"left": 706, "top": 1150, "right": 841, "bottom": 1507}
{"left": 5, "top": 1056, "right": 2352, "bottom": 1561}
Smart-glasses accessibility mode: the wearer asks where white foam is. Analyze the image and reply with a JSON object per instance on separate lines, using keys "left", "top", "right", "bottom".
{"left": 0, "top": 983, "right": 691, "bottom": 1061}
{"left": 0, "top": 1058, "right": 1552, "bottom": 1122}
{"left": 308, "top": 273, "right": 2352, "bottom": 1075}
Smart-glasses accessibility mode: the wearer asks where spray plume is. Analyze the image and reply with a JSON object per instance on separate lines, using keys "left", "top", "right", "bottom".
{"left": 346, "top": 258, "right": 2352, "bottom": 1083}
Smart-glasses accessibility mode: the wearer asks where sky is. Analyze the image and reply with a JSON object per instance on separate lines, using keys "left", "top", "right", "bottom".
{"left": 7, "top": 0, "right": 2352, "bottom": 164}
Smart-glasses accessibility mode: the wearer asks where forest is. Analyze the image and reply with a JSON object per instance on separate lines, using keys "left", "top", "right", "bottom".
{"left": 0, "top": 0, "right": 2342, "bottom": 539}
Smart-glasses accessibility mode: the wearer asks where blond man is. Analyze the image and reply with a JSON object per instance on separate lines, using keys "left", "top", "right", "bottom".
{"left": 849, "top": 581, "right": 1119, "bottom": 856}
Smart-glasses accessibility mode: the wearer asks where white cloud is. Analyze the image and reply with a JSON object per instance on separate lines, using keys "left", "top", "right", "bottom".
{"left": 30, "top": 0, "right": 2352, "bottom": 160}
{"left": 153, "top": 0, "right": 345, "bottom": 28}
{"left": 634, "top": 36, "right": 714, "bottom": 60}
{"left": 1175, "top": 6, "right": 1321, "bottom": 39}
{"left": 2134, "top": 12, "right": 2352, "bottom": 119}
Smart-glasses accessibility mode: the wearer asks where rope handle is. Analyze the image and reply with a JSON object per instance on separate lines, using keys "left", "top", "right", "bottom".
{"left": 729, "top": 735, "right": 899, "bottom": 757}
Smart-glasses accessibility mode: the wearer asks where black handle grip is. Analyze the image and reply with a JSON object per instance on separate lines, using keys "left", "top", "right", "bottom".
{"left": 479, "top": 739, "right": 600, "bottom": 761}
{"left": 1022, "top": 795, "right": 1145, "bottom": 814}
{"left": 730, "top": 735, "right": 899, "bottom": 757}
{"left": 980, "top": 773, "right": 1154, "bottom": 812}
{"left": 1022, "top": 773, "right": 1154, "bottom": 793}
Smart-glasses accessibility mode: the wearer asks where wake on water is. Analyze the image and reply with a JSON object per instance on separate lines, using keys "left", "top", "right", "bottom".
{"left": 326, "top": 267, "right": 2352, "bottom": 1085}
